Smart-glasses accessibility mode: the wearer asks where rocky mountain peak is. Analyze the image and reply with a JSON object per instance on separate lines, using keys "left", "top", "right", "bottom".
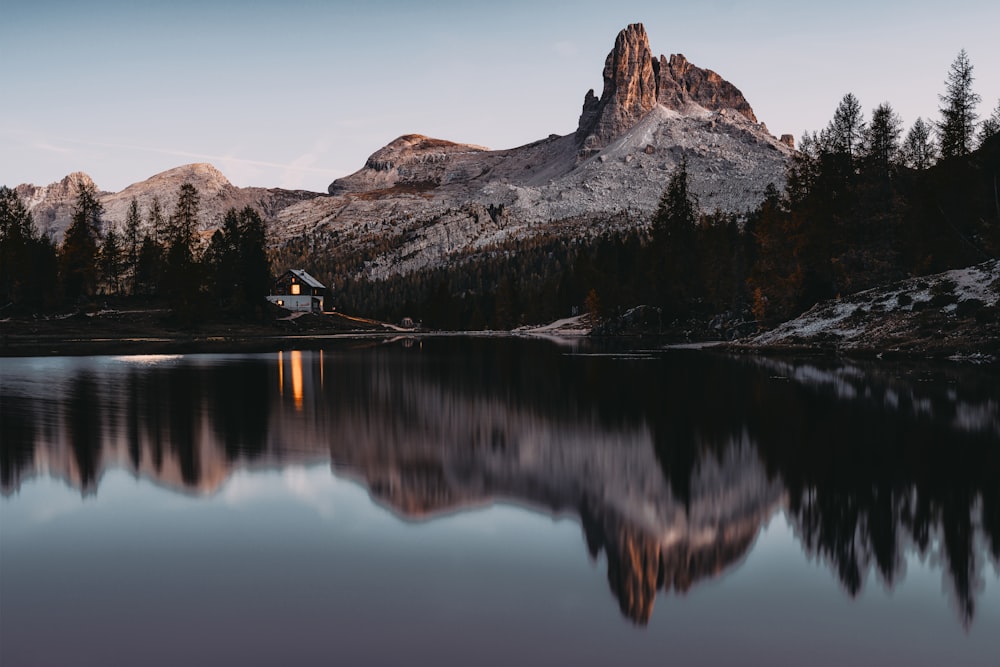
{"left": 576, "top": 23, "right": 658, "bottom": 154}
{"left": 15, "top": 171, "right": 98, "bottom": 205}
{"left": 133, "top": 163, "right": 234, "bottom": 195}
{"left": 62, "top": 171, "right": 98, "bottom": 190}
{"left": 14, "top": 172, "right": 102, "bottom": 237}
{"left": 17, "top": 163, "right": 314, "bottom": 242}
{"left": 329, "top": 134, "right": 491, "bottom": 195}
{"left": 656, "top": 52, "right": 757, "bottom": 124}
{"left": 576, "top": 23, "right": 760, "bottom": 154}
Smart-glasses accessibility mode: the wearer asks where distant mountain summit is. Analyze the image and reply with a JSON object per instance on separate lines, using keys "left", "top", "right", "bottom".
{"left": 16, "top": 163, "right": 316, "bottom": 241}
{"left": 15, "top": 172, "right": 104, "bottom": 237}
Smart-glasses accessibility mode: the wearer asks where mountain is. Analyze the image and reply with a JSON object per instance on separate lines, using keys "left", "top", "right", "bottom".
{"left": 274, "top": 23, "right": 793, "bottom": 282}
{"left": 15, "top": 163, "right": 317, "bottom": 242}
{"left": 15, "top": 24, "right": 792, "bottom": 284}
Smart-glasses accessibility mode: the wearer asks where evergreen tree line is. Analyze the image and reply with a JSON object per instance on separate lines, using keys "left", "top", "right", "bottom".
{"left": 276, "top": 184, "right": 754, "bottom": 331}
{"left": 0, "top": 181, "right": 271, "bottom": 323}
{"left": 276, "top": 49, "right": 998, "bottom": 331}
{"left": 748, "top": 50, "right": 1000, "bottom": 324}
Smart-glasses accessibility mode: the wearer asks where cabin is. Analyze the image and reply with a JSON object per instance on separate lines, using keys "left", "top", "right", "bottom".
{"left": 267, "top": 269, "right": 326, "bottom": 313}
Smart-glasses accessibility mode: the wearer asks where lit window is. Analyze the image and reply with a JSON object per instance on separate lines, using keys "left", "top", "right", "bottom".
{"left": 291, "top": 284, "right": 301, "bottom": 295}
{"left": 276, "top": 299, "right": 284, "bottom": 307}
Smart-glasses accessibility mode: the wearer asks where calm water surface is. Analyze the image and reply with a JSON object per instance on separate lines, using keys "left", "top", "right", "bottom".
{"left": 1, "top": 337, "right": 998, "bottom": 666}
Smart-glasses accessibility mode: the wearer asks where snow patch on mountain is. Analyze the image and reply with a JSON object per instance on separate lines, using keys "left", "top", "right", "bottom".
{"left": 747, "top": 260, "right": 1000, "bottom": 358}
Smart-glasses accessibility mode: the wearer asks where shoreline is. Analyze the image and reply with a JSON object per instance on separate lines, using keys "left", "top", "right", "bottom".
{"left": 3, "top": 327, "right": 996, "bottom": 365}
{"left": 2, "top": 306, "right": 995, "bottom": 363}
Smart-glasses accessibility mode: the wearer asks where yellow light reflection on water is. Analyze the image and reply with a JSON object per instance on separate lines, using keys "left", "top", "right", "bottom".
{"left": 278, "top": 351, "right": 284, "bottom": 397}
{"left": 291, "top": 350, "right": 304, "bottom": 411}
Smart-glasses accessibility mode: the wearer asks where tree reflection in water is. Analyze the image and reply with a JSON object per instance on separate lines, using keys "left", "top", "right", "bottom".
{"left": 1, "top": 340, "right": 997, "bottom": 626}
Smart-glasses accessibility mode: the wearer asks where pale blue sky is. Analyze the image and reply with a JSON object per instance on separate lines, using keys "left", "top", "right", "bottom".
{"left": 3, "top": 0, "right": 998, "bottom": 192}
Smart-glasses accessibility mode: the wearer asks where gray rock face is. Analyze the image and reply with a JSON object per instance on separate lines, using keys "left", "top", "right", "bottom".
{"left": 656, "top": 52, "right": 758, "bottom": 123}
{"left": 15, "top": 172, "right": 104, "bottom": 239}
{"left": 282, "top": 102, "right": 791, "bottom": 282}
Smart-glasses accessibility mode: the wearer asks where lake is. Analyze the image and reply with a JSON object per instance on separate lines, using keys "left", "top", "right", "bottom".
{"left": 1, "top": 337, "right": 998, "bottom": 666}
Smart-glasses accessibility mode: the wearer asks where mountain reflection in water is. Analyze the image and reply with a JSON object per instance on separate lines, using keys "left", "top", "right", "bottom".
{"left": 2, "top": 338, "right": 998, "bottom": 627}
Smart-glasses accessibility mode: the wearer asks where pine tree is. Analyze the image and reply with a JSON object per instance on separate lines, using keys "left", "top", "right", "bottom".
{"left": 205, "top": 208, "right": 242, "bottom": 311}
{"left": 163, "top": 183, "right": 202, "bottom": 322}
{"left": 585, "top": 288, "right": 602, "bottom": 323}
{"left": 179, "top": 202, "right": 266, "bottom": 320}
{"left": 938, "top": 49, "right": 981, "bottom": 158}
{"left": 902, "top": 118, "right": 937, "bottom": 170}
{"left": 134, "top": 235, "right": 163, "bottom": 296}
{"left": 60, "top": 180, "right": 104, "bottom": 302}
{"left": 979, "top": 99, "right": 1000, "bottom": 147}
{"left": 147, "top": 196, "right": 165, "bottom": 245}
{"left": 168, "top": 183, "right": 199, "bottom": 252}
{"left": 0, "top": 186, "right": 57, "bottom": 308}
{"left": 99, "top": 226, "right": 123, "bottom": 295}
{"left": 652, "top": 157, "right": 700, "bottom": 315}
{"left": 236, "top": 206, "right": 270, "bottom": 315}
{"left": 863, "top": 102, "right": 903, "bottom": 177}
{"left": 0, "top": 185, "right": 34, "bottom": 243}
{"left": 826, "top": 93, "right": 867, "bottom": 161}
{"left": 746, "top": 183, "right": 807, "bottom": 326}
{"left": 124, "top": 197, "right": 141, "bottom": 294}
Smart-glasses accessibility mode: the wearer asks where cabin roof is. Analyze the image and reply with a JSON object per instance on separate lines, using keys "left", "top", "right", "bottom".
{"left": 285, "top": 269, "right": 326, "bottom": 289}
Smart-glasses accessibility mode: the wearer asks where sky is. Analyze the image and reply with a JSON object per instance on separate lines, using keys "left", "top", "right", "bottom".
{"left": 3, "top": 0, "right": 999, "bottom": 193}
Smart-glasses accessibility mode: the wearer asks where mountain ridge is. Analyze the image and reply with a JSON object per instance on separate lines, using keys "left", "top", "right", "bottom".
{"left": 16, "top": 163, "right": 318, "bottom": 242}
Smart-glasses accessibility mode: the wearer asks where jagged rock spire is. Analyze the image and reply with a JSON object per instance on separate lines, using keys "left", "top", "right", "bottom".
{"left": 576, "top": 24, "right": 658, "bottom": 154}
{"left": 576, "top": 23, "right": 759, "bottom": 155}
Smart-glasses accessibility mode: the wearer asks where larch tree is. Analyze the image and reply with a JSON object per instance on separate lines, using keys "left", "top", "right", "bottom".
{"left": 163, "top": 182, "right": 202, "bottom": 321}
{"left": 652, "top": 157, "right": 700, "bottom": 315}
{"left": 863, "top": 102, "right": 903, "bottom": 177}
{"left": 124, "top": 197, "right": 141, "bottom": 294}
{"left": 236, "top": 206, "right": 270, "bottom": 315}
{"left": 205, "top": 206, "right": 270, "bottom": 316}
{"left": 168, "top": 183, "right": 199, "bottom": 253}
{"left": 902, "top": 118, "right": 937, "bottom": 170}
{"left": 0, "top": 186, "right": 35, "bottom": 303}
{"left": 60, "top": 180, "right": 104, "bottom": 302}
{"left": 134, "top": 235, "right": 164, "bottom": 296}
{"left": 937, "top": 49, "right": 980, "bottom": 158}
{"left": 825, "top": 93, "right": 867, "bottom": 162}
{"left": 0, "top": 186, "right": 58, "bottom": 308}
{"left": 99, "top": 225, "right": 123, "bottom": 295}
{"left": 147, "top": 196, "right": 165, "bottom": 245}
{"left": 979, "top": 99, "right": 1000, "bottom": 147}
